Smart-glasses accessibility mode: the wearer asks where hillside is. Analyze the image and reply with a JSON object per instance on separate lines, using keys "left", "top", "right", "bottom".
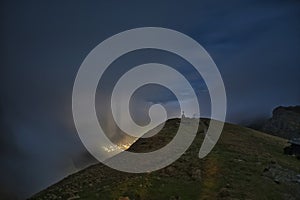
{"left": 30, "top": 119, "right": 300, "bottom": 200}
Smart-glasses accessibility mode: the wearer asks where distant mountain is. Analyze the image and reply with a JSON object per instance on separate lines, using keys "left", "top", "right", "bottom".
{"left": 262, "top": 106, "right": 300, "bottom": 139}
{"left": 30, "top": 119, "right": 300, "bottom": 200}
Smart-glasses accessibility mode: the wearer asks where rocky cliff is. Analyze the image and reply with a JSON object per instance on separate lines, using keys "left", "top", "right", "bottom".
{"left": 262, "top": 106, "right": 300, "bottom": 139}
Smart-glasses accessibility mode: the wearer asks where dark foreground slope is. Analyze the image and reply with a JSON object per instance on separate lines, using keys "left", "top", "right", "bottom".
{"left": 30, "top": 119, "right": 300, "bottom": 200}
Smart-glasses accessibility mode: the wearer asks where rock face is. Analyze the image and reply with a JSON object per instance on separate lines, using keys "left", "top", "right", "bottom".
{"left": 262, "top": 106, "right": 300, "bottom": 139}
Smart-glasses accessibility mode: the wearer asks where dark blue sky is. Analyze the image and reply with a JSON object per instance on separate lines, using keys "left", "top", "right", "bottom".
{"left": 0, "top": 0, "right": 300, "bottom": 199}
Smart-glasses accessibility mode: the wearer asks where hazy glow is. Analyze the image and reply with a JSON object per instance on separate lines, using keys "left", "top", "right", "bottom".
{"left": 102, "top": 142, "right": 135, "bottom": 153}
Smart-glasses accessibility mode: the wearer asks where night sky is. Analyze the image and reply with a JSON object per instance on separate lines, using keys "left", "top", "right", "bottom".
{"left": 1, "top": 0, "right": 300, "bottom": 199}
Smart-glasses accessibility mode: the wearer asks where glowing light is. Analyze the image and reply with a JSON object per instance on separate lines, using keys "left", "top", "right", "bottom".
{"left": 102, "top": 141, "right": 135, "bottom": 153}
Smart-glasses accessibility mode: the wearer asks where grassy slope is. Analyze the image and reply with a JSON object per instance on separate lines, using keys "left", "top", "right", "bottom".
{"left": 30, "top": 119, "right": 300, "bottom": 200}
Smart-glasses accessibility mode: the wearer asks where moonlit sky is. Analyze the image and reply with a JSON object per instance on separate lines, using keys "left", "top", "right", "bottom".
{"left": 0, "top": 0, "right": 300, "bottom": 199}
